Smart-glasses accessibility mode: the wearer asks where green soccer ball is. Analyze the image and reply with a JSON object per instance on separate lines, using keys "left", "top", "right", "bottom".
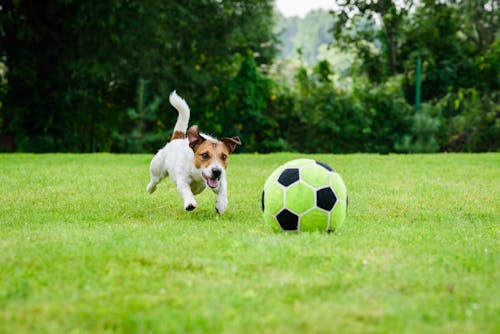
{"left": 261, "top": 159, "right": 348, "bottom": 232}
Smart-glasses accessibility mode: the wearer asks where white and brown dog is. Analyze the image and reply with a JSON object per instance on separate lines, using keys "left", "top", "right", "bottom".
{"left": 147, "top": 91, "right": 241, "bottom": 214}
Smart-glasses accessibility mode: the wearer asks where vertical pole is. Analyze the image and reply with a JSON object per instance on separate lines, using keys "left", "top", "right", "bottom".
{"left": 415, "top": 57, "right": 422, "bottom": 112}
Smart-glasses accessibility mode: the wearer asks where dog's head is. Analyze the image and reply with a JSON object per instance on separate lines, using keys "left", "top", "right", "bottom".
{"left": 187, "top": 125, "right": 241, "bottom": 190}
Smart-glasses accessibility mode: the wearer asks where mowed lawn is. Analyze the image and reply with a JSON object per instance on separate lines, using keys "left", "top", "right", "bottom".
{"left": 0, "top": 153, "right": 498, "bottom": 333}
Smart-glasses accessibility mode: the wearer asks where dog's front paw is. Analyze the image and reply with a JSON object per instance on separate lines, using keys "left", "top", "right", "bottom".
{"left": 184, "top": 200, "right": 197, "bottom": 211}
{"left": 215, "top": 198, "right": 228, "bottom": 215}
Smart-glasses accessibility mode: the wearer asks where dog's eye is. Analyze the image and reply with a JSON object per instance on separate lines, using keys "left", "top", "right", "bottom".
{"left": 221, "top": 154, "right": 227, "bottom": 161}
{"left": 201, "top": 152, "right": 210, "bottom": 159}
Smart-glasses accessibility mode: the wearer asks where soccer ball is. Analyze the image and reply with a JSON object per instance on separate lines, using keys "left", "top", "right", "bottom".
{"left": 261, "top": 159, "right": 347, "bottom": 232}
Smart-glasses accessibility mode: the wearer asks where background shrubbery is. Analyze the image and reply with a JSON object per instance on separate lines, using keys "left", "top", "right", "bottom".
{"left": 0, "top": 0, "right": 498, "bottom": 153}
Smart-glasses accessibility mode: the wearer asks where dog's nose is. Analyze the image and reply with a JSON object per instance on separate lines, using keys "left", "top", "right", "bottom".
{"left": 211, "top": 168, "right": 222, "bottom": 179}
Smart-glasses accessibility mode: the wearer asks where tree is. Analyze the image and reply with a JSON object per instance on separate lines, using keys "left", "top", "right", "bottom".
{"left": 276, "top": 10, "right": 335, "bottom": 66}
{"left": 0, "top": 0, "right": 277, "bottom": 152}
{"left": 329, "top": 0, "right": 499, "bottom": 152}
{"left": 332, "top": 0, "right": 412, "bottom": 80}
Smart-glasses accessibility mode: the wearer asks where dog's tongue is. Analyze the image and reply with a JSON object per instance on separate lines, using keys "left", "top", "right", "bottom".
{"left": 207, "top": 177, "right": 218, "bottom": 188}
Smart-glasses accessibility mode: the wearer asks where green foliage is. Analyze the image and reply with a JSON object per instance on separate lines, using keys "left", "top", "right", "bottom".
{"left": 438, "top": 89, "right": 500, "bottom": 152}
{"left": 277, "top": 10, "right": 335, "bottom": 65}
{"left": 212, "top": 55, "right": 274, "bottom": 152}
{"left": 0, "top": 0, "right": 276, "bottom": 152}
{"left": 396, "top": 103, "right": 442, "bottom": 153}
{"left": 278, "top": 61, "right": 412, "bottom": 153}
{"left": 113, "top": 79, "right": 165, "bottom": 153}
{"left": 1, "top": 1, "right": 498, "bottom": 153}
{"left": 401, "top": 2, "right": 473, "bottom": 101}
{"left": 332, "top": 0, "right": 409, "bottom": 79}
{"left": 328, "top": 0, "right": 499, "bottom": 152}
{"left": 353, "top": 76, "right": 413, "bottom": 153}
{"left": 473, "top": 38, "right": 500, "bottom": 92}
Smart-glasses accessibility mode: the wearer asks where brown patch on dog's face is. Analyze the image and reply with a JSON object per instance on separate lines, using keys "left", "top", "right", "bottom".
{"left": 188, "top": 125, "right": 241, "bottom": 171}
{"left": 193, "top": 140, "right": 230, "bottom": 169}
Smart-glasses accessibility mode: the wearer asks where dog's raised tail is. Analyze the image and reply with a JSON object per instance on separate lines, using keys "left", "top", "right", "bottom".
{"left": 169, "top": 91, "right": 190, "bottom": 140}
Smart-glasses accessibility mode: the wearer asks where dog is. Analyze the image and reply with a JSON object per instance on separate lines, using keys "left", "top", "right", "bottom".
{"left": 147, "top": 91, "right": 241, "bottom": 214}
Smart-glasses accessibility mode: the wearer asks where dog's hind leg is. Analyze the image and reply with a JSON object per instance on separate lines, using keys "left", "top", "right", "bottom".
{"left": 147, "top": 174, "right": 164, "bottom": 194}
{"left": 147, "top": 151, "right": 168, "bottom": 194}
{"left": 147, "top": 166, "right": 169, "bottom": 193}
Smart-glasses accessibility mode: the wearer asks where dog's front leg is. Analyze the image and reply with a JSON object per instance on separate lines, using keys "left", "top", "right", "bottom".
{"left": 176, "top": 180, "right": 197, "bottom": 211}
{"left": 214, "top": 178, "right": 228, "bottom": 214}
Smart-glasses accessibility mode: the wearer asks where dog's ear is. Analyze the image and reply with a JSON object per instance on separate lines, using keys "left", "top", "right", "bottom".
{"left": 187, "top": 125, "right": 204, "bottom": 151}
{"left": 221, "top": 136, "right": 242, "bottom": 153}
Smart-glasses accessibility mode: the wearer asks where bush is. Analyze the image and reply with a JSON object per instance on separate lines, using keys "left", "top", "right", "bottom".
{"left": 281, "top": 61, "right": 412, "bottom": 153}
{"left": 438, "top": 89, "right": 499, "bottom": 152}
{"left": 213, "top": 55, "right": 286, "bottom": 153}
{"left": 113, "top": 79, "right": 166, "bottom": 153}
{"left": 396, "top": 103, "right": 442, "bottom": 153}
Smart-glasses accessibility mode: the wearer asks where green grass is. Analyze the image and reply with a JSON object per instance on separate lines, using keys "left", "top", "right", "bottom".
{"left": 1, "top": 153, "right": 499, "bottom": 333}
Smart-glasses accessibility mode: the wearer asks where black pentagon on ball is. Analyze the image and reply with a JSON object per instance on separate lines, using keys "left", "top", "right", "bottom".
{"left": 276, "top": 209, "right": 299, "bottom": 231}
{"left": 316, "top": 187, "right": 337, "bottom": 211}
{"left": 315, "top": 160, "right": 335, "bottom": 172}
{"left": 277, "top": 168, "right": 300, "bottom": 187}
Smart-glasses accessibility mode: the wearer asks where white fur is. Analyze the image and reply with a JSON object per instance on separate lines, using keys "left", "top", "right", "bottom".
{"left": 147, "top": 91, "right": 229, "bottom": 214}
{"left": 169, "top": 91, "right": 190, "bottom": 134}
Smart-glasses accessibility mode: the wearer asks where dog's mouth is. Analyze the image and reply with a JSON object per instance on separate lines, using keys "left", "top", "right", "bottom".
{"left": 203, "top": 173, "right": 220, "bottom": 189}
